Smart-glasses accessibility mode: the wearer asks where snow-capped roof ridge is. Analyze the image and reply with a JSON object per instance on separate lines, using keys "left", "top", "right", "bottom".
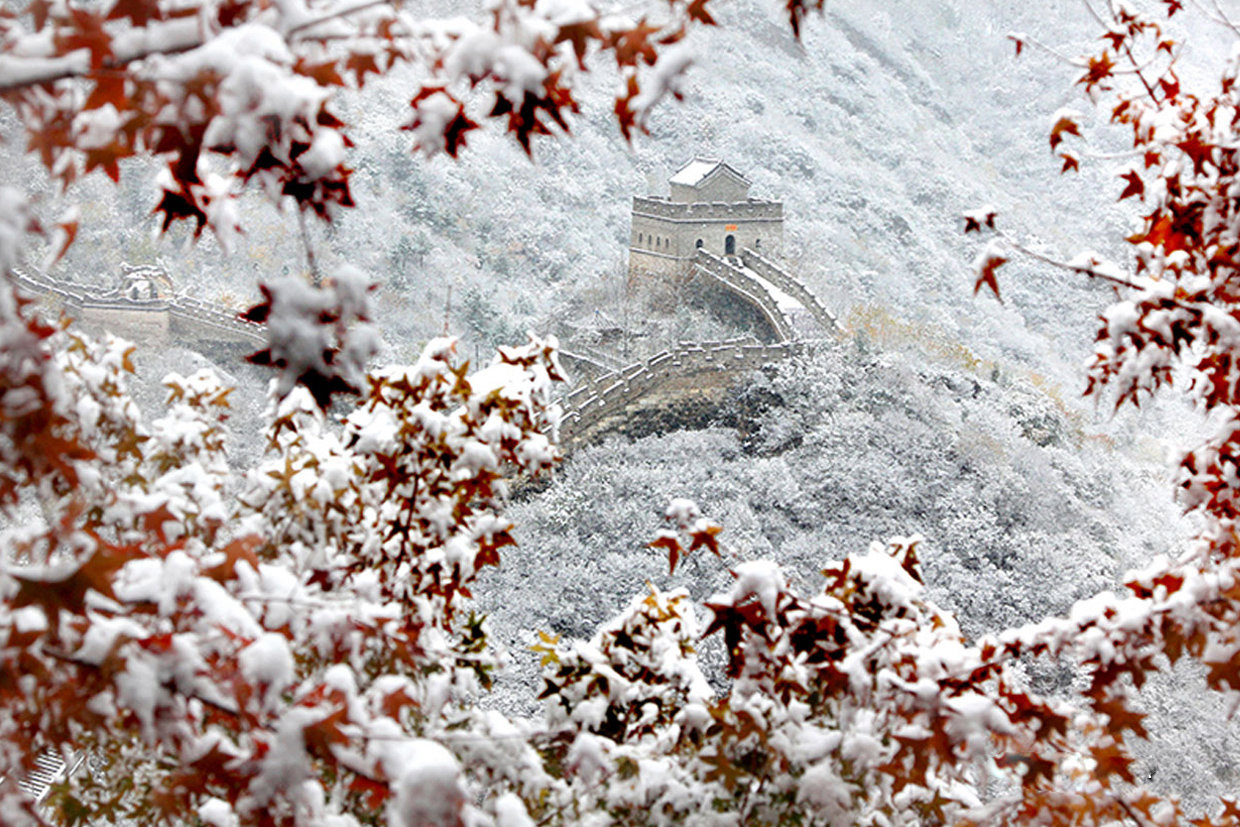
{"left": 669, "top": 157, "right": 749, "bottom": 188}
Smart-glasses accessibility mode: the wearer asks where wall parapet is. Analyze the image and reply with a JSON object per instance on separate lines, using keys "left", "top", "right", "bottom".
{"left": 558, "top": 336, "right": 809, "bottom": 443}
{"left": 11, "top": 267, "right": 265, "bottom": 347}
{"left": 692, "top": 249, "right": 797, "bottom": 342}
{"left": 739, "top": 248, "right": 838, "bottom": 336}
{"left": 632, "top": 197, "right": 783, "bottom": 222}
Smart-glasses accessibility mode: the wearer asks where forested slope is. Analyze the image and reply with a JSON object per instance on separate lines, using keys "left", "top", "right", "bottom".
{"left": 486, "top": 342, "right": 1229, "bottom": 805}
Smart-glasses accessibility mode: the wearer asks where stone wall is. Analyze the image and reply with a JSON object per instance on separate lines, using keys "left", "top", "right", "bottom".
{"left": 11, "top": 267, "right": 265, "bottom": 350}
{"left": 79, "top": 305, "right": 170, "bottom": 344}
{"left": 628, "top": 197, "right": 784, "bottom": 280}
{"left": 558, "top": 338, "right": 808, "bottom": 447}
{"left": 690, "top": 249, "right": 796, "bottom": 342}
{"left": 626, "top": 247, "right": 686, "bottom": 280}
{"left": 738, "top": 248, "right": 838, "bottom": 335}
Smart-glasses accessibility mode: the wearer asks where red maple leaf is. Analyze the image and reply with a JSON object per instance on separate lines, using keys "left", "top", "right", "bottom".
{"left": 55, "top": 8, "right": 113, "bottom": 69}
{"left": 1049, "top": 115, "right": 1080, "bottom": 150}
{"left": 1118, "top": 169, "right": 1145, "bottom": 200}
{"left": 614, "top": 75, "right": 641, "bottom": 141}
{"left": 1079, "top": 53, "right": 1116, "bottom": 88}
{"left": 26, "top": 114, "right": 73, "bottom": 169}
{"left": 1091, "top": 742, "right": 1137, "bottom": 786}
{"left": 555, "top": 20, "right": 603, "bottom": 68}
{"left": 153, "top": 186, "right": 207, "bottom": 234}
{"left": 610, "top": 19, "right": 660, "bottom": 67}
{"left": 687, "top": 0, "right": 716, "bottom": 25}
{"left": 443, "top": 108, "right": 479, "bottom": 158}
{"left": 84, "top": 73, "right": 129, "bottom": 112}
{"left": 296, "top": 58, "right": 346, "bottom": 87}
{"left": 106, "top": 0, "right": 163, "bottom": 27}
{"left": 84, "top": 142, "right": 128, "bottom": 182}
{"left": 1178, "top": 134, "right": 1214, "bottom": 175}
{"left": 27, "top": 0, "right": 54, "bottom": 30}
{"left": 649, "top": 532, "right": 682, "bottom": 574}
{"left": 345, "top": 51, "right": 381, "bottom": 86}
{"left": 973, "top": 248, "right": 1007, "bottom": 302}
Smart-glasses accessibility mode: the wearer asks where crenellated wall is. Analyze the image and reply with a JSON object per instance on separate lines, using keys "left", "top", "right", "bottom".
{"left": 629, "top": 197, "right": 784, "bottom": 278}
{"left": 11, "top": 268, "right": 265, "bottom": 349}
{"left": 557, "top": 338, "right": 809, "bottom": 446}
{"left": 738, "top": 248, "right": 838, "bottom": 335}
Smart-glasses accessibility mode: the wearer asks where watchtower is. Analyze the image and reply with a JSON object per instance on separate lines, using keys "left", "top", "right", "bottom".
{"left": 628, "top": 159, "right": 784, "bottom": 280}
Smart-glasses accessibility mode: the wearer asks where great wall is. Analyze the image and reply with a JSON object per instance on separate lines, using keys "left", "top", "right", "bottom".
{"left": 558, "top": 246, "right": 836, "bottom": 443}
{"left": 560, "top": 157, "right": 837, "bottom": 443}
{"left": 9, "top": 159, "right": 836, "bottom": 455}
{"left": 10, "top": 265, "right": 266, "bottom": 352}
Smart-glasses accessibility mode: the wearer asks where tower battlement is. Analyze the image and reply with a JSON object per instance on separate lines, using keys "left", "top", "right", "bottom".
{"left": 628, "top": 159, "right": 785, "bottom": 280}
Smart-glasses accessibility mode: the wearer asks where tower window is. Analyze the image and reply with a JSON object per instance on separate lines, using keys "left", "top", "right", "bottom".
{"left": 696, "top": 239, "right": 703, "bottom": 248}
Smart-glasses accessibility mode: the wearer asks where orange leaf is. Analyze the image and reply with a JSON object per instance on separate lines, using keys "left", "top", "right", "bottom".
{"left": 1206, "top": 646, "right": 1240, "bottom": 690}
{"left": 614, "top": 74, "right": 641, "bottom": 141}
{"left": 84, "top": 73, "right": 128, "bottom": 111}
{"left": 1118, "top": 169, "right": 1144, "bottom": 200}
{"left": 345, "top": 51, "right": 381, "bottom": 86}
{"left": 46, "top": 213, "right": 78, "bottom": 265}
{"left": 84, "top": 142, "right": 129, "bottom": 183}
{"left": 296, "top": 59, "right": 346, "bottom": 87}
{"left": 1080, "top": 53, "right": 1116, "bottom": 87}
{"left": 973, "top": 245, "right": 1007, "bottom": 302}
{"left": 55, "top": 8, "right": 113, "bottom": 69}
{"left": 203, "top": 535, "right": 262, "bottom": 582}
{"left": 106, "top": 0, "right": 163, "bottom": 27}
{"left": 140, "top": 503, "right": 179, "bottom": 544}
{"left": 1049, "top": 115, "right": 1080, "bottom": 150}
{"left": 650, "top": 532, "right": 682, "bottom": 574}
{"left": 687, "top": 0, "right": 715, "bottom": 25}
{"left": 962, "top": 206, "right": 997, "bottom": 233}
{"left": 555, "top": 20, "right": 603, "bottom": 68}
{"left": 688, "top": 522, "right": 723, "bottom": 557}
{"left": 609, "top": 19, "right": 660, "bottom": 67}
{"left": 1091, "top": 741, "right": 1136, "bottom": 786}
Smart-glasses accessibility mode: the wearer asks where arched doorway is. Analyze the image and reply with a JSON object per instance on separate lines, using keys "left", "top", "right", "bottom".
{"left": 696, "top": 239, "right": 703, "bottom": 249}
{"left": 725, "top": 235, "right": 736, "bottom": 255}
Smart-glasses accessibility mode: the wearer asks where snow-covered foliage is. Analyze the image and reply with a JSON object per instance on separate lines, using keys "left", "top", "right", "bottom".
{"left": 0, "top": 295, "right": 565, "bottom": 825}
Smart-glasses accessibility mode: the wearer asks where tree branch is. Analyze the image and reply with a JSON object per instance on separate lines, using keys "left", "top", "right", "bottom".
{"left": 996, "top": 231, "right": 1146, "bottom": 291}
{"left": 298, "top": 209, "right": 322, "bottom": 287}
{"left": 285, "top": 0, "right": 396, "bottom": 37}
{"left": 0, "top": 18, "right": 203, "bottom": 96}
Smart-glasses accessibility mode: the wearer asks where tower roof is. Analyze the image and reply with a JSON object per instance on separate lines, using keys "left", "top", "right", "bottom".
{"left": 669, "top": 158, "right": 750, "bottom": 189}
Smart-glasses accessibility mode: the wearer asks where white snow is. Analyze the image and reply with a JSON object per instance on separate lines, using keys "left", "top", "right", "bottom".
{"left": 739, "top": 264, "right": 801, "bottom": 312}
{"left": 669, "top": 158, "right": 721, "bottom": 187}
{"left": 239, "top": 632, "right": 296, "bottom": 707}
{"left": 197, "top": 798, "right": 239, "bottom": 827}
